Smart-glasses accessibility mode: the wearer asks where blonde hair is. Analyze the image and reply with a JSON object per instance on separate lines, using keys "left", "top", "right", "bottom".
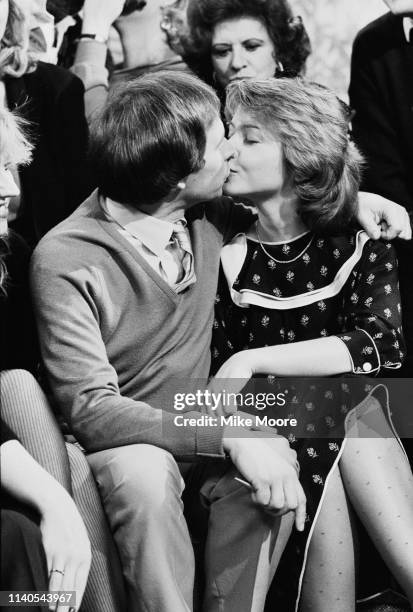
{"left": 0, "top": 0, "right": 37, "bottom": 78}
{"left": 0, "top": 104, "right": 33, "bottom": 168}
{"left": 0, "top": 106, "right": 32, "bottom": 294}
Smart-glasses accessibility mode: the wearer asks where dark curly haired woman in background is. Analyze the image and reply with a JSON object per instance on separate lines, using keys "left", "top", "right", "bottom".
{"left": 183, "top": 0, "right": 311, "bottom": 92}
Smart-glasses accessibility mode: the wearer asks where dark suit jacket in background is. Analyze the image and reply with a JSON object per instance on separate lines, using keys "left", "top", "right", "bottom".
{"left": 349, "top": 12, "right": 413, "bottom": 376}
{"left": 6, "top": 62, "right": 94, "bottom": 247}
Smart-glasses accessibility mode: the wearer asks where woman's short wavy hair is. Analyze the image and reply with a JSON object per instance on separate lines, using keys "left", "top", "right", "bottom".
{"left": 183, "top": 0, "right": 311, "bottom": 86}
{"left": 0, "top": 0, "right": 37, "bottom": 78}
{"left": 89, "top": 70, "right": 220, "bottom": 207}
{"left": 226, "top": 78, "right": 364, "bottom": 234}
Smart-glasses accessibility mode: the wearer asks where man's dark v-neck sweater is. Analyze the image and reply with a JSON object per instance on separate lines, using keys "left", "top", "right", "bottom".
{"left": 31, "top": 190, "right": 252, "bottom": 458}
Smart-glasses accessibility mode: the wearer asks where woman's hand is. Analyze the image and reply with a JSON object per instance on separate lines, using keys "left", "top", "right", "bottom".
{"left": 0, "top": 440, "right": 91, "bottom": 612}
{"left": 357, "top": 191, "right": 412, "bottom": 240}
{"left": 41, "top": 496, "right": 91, "bottom": 612}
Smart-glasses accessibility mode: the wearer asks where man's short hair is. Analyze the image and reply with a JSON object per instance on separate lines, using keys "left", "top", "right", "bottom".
{"left": 226, "top": 77, "right": 364, "bottom": 234}
{"left": 89, "top": 70, "right": 220, "bottom": 207}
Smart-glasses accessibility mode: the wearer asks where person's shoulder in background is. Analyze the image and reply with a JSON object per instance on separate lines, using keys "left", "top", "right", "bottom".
{"left": 353, "top": 12, "right": 405, "bottom": 60}
{"left": 23, "top": 60, "right": 85, "bottom": 99}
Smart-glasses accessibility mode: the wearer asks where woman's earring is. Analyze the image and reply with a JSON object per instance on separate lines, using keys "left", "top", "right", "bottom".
{"left": 177, "top": 181, "right": 186, "bottom": 190}
{"left": 160, "top": 15, "right": 172, "bottom": 33}
{"left": 276, "top": 60, "right": 284, "bottom": 75}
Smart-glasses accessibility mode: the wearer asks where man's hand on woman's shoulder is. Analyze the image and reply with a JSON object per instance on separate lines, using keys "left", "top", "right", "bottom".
{"left": 357, "top": 191, "right": 412, "bottom": 241}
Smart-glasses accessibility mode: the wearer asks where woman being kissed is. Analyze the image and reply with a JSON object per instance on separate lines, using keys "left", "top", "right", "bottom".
{"left": 211, "top": 77, "right": 413, "bottom": 611}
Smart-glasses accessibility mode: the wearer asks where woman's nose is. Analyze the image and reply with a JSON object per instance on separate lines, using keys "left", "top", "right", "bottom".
{"left": 231, "top": 46, "right": 247, "bottom": 71}
{"left": 0, "top": 168, "right": 20, "bottom": 200}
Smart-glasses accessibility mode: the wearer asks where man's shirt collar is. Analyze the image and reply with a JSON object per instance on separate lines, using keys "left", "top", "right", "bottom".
{"left": 102, "top": 197, "right": 184, "bottom": 259}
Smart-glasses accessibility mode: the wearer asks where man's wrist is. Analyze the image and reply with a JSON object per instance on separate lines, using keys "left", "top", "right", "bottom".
{"left": 78, "top": 33, "right": 108, "bottom": 44}
{"left": 222, "top": 430, "right": 241, "bottom": 454}
{"left": 81, "top": 21, "right": 110, "bottom": 41}
{"left": 222, "top": 424, "right": 256, "bottom": 452}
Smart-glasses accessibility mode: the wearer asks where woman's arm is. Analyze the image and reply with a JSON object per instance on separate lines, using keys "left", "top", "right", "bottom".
{"left": 215, "top": 336, "right": 352, "bottom": 379}
{"left": 1, "top": 440, "right": 91, "bottom": 611}
{"left": 71, "top": 0, "right": 125, "bottom": 121}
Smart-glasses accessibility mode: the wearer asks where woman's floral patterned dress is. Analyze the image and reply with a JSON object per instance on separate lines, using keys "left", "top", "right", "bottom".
{"left": 211, "top": 229, "right": 404, "bottom": 610}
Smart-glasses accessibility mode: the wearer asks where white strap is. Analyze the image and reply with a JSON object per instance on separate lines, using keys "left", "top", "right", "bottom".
{"left": 220, "top": 231, "right": 370, "bottom": 310}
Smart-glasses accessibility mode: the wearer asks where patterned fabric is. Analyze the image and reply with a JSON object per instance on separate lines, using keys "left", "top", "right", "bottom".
{"left": 211, "top": 231, "right": 404, "bottom": 610}
{"left": 171, "top": 220, "right": 197, "bottom": 290}
{"left": 213, "top": 231, "right": 403, "bottom": 375}
{"left": 67, "top": 444, "right": 126, "bottom": 611}
{"left": 0, "top": 369, "right": 71, "bottom": 490}
{"left": 101, "top": 198, "right": 195, "bottom": 291}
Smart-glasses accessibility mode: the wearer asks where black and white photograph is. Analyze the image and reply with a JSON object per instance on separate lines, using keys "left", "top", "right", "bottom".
{"left": 1, "top": 1, "right": 413, "bottom": 611}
